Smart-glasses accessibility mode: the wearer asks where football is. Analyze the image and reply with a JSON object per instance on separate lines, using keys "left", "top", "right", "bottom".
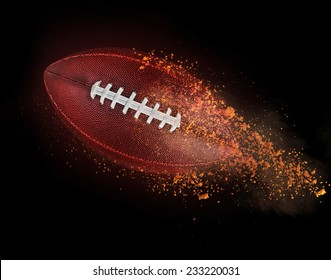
{"left": 44, "top": 48, "right": 237, "bottom": 174}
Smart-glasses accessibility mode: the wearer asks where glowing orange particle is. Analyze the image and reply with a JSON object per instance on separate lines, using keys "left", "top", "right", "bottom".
{"left": 198, "top": 193, "right": 209, "bottom": 200}
{"left": 315, "top": 189, "right": 326, "bottom": 197}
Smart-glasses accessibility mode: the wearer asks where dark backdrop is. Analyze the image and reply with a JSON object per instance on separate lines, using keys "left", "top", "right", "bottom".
{"left": 2, "top": 2, "right": 330, "bottom": 260}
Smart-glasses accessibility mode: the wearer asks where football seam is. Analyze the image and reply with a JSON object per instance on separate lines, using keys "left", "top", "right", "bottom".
{"left": 46, "top": 70, "right": 91, "bottom": 88}
{"left": 44, "top": 69, "right": 220, "bottom": 169}
{"left": 47, "top": 51, "right": 191, "bottom": 85}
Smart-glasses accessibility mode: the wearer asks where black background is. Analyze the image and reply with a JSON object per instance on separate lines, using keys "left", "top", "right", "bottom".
{"left": 2, "top": 2, "right": 330, "bottom": 260}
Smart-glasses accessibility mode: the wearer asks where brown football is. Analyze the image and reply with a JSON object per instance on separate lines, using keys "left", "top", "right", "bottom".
{"left": 44, "top": 48, "right": 236, "bottom": 174}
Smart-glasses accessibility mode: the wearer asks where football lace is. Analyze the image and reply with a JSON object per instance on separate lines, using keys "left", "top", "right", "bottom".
{"left": 90, "top": 81, "right": 181, "bottom": 132}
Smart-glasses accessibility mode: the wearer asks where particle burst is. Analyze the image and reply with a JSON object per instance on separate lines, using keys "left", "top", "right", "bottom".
{"left": 130, "top": 50, "right": 328, "bottom": 213}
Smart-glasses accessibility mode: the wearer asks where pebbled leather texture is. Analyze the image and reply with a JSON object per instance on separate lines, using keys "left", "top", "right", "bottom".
{"left": 44, "top": 48, "right": 232, "bottom": 174}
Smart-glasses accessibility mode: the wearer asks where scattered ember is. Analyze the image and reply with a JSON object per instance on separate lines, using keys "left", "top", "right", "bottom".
{"left": 315, "top": 189, "right": 326, "bottom": 198}
{"left": 198, "top": 193, "right": 209, "bottom": 200}
{"left": 132, "top": 49, "right": 329, "bottom": 207}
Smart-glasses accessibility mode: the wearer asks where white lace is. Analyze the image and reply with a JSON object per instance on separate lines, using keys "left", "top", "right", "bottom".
{"left": 90, "top": 81, "right": 181, "bottom": 132}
